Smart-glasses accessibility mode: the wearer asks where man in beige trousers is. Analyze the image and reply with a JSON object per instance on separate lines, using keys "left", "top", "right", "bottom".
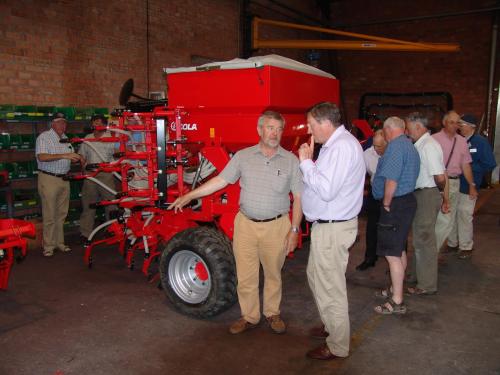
{"left": 36, "top": 113, "right": 84, "bottom": 257}
{"left": 169, "top": 110, "right": 302, "bottom": 335}
{"left": 299, "top": 102, "right": 365, "bottom": 360}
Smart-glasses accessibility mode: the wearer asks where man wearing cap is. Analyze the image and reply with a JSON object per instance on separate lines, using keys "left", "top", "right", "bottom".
{"left": 78, "top": 114, "right": 117, "bottom": 241}
{"left": 449, "top": 114, "right": 496, "bottom": 259}
{"left": 432, "top": 110, "right": 477, "bottom": 253}
{"left": 36, "top": 113, "right": 84, "bottom": 257}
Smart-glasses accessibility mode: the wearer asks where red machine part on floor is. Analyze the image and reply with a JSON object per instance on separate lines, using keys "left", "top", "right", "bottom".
{"left": 0, "top": 219, "right": 35, "bottom": 290}
{"left": 65, "top": 55, "right": 340, "bottom": 318}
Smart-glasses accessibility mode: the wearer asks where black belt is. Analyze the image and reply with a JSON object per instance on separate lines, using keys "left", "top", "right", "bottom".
{"left": 316, "top": 217, "right": 355, "bottom": 224}
{"left": 38, "top": 170, "right": 66, "bottom": 178}
{"left": 448, "top": 176, "right": 460, "bottom": 179}
{"left": 415, "top": 187, "right": 438, "bottom": 191}
{"left": 247, "top": 214, "right": 283, "bottom": 223}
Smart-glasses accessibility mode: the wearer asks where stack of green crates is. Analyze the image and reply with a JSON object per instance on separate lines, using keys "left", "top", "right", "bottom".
{"left": 0, "top": 105, "right": 15, "bottom": 120}
{"left": 64, "top": 207, "right": 81, "bottom": 228}
{"left": 12, "top": 189, "right": 38, "bottom": 210}
{"left": 0, "top": 133, "right": 10, "bottom": 150}
{"left": 70, "top": 180, "right": 83, "bottom": 200}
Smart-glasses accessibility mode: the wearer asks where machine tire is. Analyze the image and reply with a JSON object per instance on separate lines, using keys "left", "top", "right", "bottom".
{"left": 159, "top": 226, "right": 237, "bottom": 318}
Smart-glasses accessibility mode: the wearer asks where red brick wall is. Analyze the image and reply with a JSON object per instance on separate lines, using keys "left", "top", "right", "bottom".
{"left": 0, "top": 0, "right": 240, "bottom": 109}
{"left": 1, "top": 0, "right": 497, "bottom": 128}
{"left": 329, "top": 0, "right": 499, "bottom": 126}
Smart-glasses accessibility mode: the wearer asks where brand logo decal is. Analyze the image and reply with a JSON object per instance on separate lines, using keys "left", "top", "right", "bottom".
{"left": 170, "top": 122, "right": 198, "bottom": 131}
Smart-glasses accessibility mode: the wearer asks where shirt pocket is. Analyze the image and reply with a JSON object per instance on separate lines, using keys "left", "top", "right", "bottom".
{"left": 272, "top": 173, "right": 290, "bottom": 194}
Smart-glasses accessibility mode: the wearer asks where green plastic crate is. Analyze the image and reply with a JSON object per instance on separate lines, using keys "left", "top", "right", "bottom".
{"left": 0, "top": 133, "right": 10, "bottom": 150}
{"left": 0, "top": 105, "right": 15, "bottom": 120}
{"left": 74, "top": 107, "right": 94, "bottom": 121}
{"left": 53, "top": 107, "right": 75, "bottom": 121}
{"left": 20, "top": 134, "right": 35, "bottom": 149}
{"left": 93, "top": 108, "right": 109, "bottom": 116}
{"left": 13, "top": 105, "right": 38, "bottom": 120}
{"left": 36, "top": 106, "right": 56, "bottom": 120}
{"left": 8, "top": 134, "right": 22, "bottom": 149}
{"left": 4, "top": 163, "right": 17, "bottom": 179}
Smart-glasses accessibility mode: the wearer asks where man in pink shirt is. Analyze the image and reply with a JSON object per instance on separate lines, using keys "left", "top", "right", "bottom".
{"left": 432, "top": 110, "right": 477, "bottom": 252}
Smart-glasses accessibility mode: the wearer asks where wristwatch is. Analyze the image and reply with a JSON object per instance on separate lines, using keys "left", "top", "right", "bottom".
{"left": 290, "top": 226, "right": 300, "bottom": 233}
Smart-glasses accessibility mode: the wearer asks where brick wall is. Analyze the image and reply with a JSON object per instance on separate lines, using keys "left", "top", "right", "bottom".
{"left": 329, "top": 0, "right": 499, "bottom": 127}
{"left": 0, "top": 0, "right": 240, "bottom": 109}
{"left": 1, "top": 0, "right": 497, "bottom": 128}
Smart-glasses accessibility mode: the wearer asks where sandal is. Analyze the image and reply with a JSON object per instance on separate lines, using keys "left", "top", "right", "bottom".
{"left": 374, "top": 298, "right": 407, "bottom": 315}
{"left": 374, "top": 287, "right": 392, "bottom": 299}
{"left": 406, "top": 287, "right": 437, "bottom": 296}
{"left": 458, "top": 250, "right": 472, "bottom": 259}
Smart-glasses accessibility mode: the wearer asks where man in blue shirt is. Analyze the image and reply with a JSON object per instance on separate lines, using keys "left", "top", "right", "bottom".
{"left": 448, "top": 114, "right": 497, "bottom": 259}
{"left": 372, "top": 116, "right": 419, "bottom": 315}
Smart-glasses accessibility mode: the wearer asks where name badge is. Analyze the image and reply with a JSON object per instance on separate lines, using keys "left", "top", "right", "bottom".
{"left": 470, "top": 148, "right": 477, "bottom": 153}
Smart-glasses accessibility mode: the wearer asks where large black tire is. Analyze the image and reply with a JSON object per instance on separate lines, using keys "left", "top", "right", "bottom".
{"left": 159, "top": 226, "right": 237, "bottom": 318}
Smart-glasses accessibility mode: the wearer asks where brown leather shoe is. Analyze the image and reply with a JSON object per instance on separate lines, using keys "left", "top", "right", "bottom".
{"left": 309, "top": 325, "right": 329, "bottom": 339}
{"left": 266, "top": 314, "right": 286, "bottom": 334}
{"left": 306, "top": 343, "right": 343, "bottom": 360}
{"left": 229, "top": 318, "right": 258, "bottom": 334}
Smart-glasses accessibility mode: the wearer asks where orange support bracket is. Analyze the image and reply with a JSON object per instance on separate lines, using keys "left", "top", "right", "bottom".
{"left": 252, "top": 17, "right": 460, "bottom": 53}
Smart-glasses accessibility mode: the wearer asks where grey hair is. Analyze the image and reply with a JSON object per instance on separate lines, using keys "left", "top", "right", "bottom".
{"left": 307, "top": 102, "right": 341, "bottom": 127}
{"left": 383, "top": 116, "right": 405, "bottom": 130}
{"left": 406, "top": 112, "right": 429, "bottom": 128}
{"left": 257, "top": 110, "right": 285, "bottom": 128}
{"left": 442, "top": 110, "right": 458, "bottom": 122}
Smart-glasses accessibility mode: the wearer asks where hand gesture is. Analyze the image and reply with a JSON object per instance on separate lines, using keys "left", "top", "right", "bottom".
{"left": 298, "top": 136, "right": 314, "bottom": 162}
{"left": 167, "top": 194, "right": 192, "bottom": 213}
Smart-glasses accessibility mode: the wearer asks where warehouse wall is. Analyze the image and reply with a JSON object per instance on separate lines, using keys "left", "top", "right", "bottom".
{"left": 0, "top": 0, "right": 323, "bottom": 110}
{"left": 1, "top": 0, "right": 497, "bottom": 128}
{"left": 0, "top": 0, "right": 240, "bottom": 109}
{"left": 328, "top": 0, "right": 499, "bottom": 130}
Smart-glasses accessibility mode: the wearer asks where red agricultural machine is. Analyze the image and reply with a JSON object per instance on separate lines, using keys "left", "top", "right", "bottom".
{"left": 66, "top": 55, "right": 339, "bottom": 318}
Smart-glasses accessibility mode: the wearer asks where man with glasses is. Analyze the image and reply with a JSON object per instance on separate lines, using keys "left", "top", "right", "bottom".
{"left": 169, "top": 110, "right": 303, "bottom": 335}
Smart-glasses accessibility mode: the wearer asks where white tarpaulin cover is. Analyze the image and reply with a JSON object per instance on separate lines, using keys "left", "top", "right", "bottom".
{"left": 164, "top": 54, "right": 335, "bottom": 79}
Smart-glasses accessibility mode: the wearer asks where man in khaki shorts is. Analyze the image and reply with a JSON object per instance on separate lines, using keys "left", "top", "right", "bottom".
{"left": 169, "top": 110, "right": 302, "bottom": 335}
{"left": 36, "top": 113, "right": 84, "bottom": 257}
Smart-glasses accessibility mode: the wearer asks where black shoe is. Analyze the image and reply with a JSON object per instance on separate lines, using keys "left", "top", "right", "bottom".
{"left": 356, "top": 259, "right": 376, "bottom": 271}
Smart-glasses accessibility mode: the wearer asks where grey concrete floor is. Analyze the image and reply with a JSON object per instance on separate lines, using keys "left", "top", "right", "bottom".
{"left": 1, "top": 189, "right": 500, "bottom": 375}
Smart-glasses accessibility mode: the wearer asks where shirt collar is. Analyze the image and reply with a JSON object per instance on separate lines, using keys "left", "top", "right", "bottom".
{"left": 414, "top": 131, "right": 430, "bottom": 147}
{"left": 322, "top": 125, "right": 346, "bottom": 149}
{"left": 251, "top": 143, "right": 286, "bottom": 158}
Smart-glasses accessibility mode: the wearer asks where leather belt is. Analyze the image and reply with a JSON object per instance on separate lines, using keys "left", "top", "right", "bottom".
{"left": 247, "top": 214, "right": 283, "bottom": 223}
{"left": 415, "top": 187, "right": 438, "bottom": 191}
{"left": 38, "top": 170, "right": 66, "bottom": 178}
{"left": 448, "top": 176, "right": 460, "bottom": 179}
{"left": 316, "top": 217, "right": 355, "bottom": 224}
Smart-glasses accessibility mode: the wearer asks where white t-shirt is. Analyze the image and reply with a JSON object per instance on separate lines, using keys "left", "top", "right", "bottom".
{"left": 363, "top": 145, "right": 380, "bottom": 183}
{"left": 414, "top": 132, "right": 445, "bottom": 189}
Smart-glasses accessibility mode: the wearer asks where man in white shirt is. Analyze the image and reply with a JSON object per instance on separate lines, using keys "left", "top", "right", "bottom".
{"left": 299, "top": 102, "right": 365, "bottom": 360}
{"left": 357, "top": 130, "right": 387, "bottom": 271}
{"left": 405, "top": 112, "right": 448, "bottom": 295}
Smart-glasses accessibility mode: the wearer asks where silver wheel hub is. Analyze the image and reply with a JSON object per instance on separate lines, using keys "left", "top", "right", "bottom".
{"left": 168, "top": 250, "right": 211, "bottom": 304}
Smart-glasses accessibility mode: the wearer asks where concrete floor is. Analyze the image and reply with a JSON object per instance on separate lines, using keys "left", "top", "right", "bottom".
{"left": 1, "top": 188, "right": 500, "bottom": 375}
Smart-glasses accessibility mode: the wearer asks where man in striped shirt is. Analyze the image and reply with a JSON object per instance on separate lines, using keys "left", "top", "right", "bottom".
{"left": 36, "top": 113, "right": 84, "bottom": 257}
